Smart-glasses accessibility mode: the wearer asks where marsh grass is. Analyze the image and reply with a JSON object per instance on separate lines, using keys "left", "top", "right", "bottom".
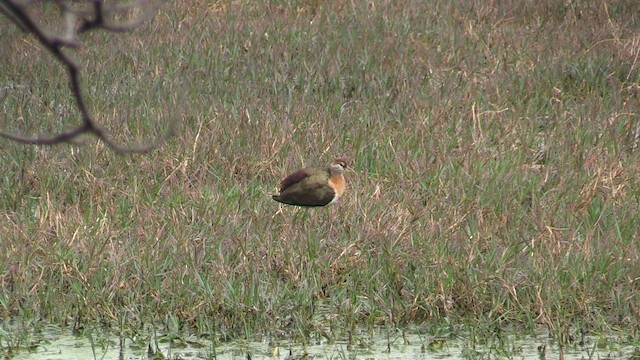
{"left": 1, "top": 0, "right": 640, "bottom": 352}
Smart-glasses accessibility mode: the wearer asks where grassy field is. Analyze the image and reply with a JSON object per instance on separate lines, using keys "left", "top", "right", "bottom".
{"left": 1, "top": 0, "right": 640, "bottom": 351}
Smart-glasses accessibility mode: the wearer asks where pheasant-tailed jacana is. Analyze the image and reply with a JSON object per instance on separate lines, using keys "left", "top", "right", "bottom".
{"left": 272, "top": 157, "right": 349, "bottom": 207}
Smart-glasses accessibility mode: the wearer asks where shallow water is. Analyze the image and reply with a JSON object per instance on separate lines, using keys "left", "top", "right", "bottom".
{"left": 6, "top": 327, "right": 637, "bottom": 359}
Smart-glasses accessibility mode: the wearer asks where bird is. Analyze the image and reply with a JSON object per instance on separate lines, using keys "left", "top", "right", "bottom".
{"left": 272, "top": 157, "right": 349, "bottom": 207}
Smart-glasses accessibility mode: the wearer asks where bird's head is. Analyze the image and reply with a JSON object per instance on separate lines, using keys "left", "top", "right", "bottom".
{"left": 329, "top": 157, "right": 349, "bottom": 176}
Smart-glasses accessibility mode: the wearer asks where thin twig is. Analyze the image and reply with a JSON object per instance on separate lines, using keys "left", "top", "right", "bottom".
{"left": 0, "top": 2, "right": 28, "bottom": 32}
{"left": 0, "top": 0, "right": 171, "bottom": 154}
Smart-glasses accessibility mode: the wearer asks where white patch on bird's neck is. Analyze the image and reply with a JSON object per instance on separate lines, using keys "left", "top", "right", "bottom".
{"left": 329, "top": 163, "right": 345, "bottom": 176}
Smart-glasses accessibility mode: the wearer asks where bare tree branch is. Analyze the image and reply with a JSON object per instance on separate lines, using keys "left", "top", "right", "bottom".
{"left": 0, "top": 0, "right": 171, "bottom": 154}
{"left": 0, "top": 2, "right": 29, "bottom": 32}
{"left": 78, "top": 0, "right": 163, "bottom": 34}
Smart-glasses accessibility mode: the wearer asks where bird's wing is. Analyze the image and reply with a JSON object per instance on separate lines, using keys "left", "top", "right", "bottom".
{"left": 280, "top": 168, "right": 326, "bottom": 192}
{"left": 279, "top": 169, "right": 311, "bottom": 192}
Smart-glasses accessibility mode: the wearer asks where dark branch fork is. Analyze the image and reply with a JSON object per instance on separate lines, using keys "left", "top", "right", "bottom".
{"left": 0, "top": 0, "right": 171, "bottom": 154}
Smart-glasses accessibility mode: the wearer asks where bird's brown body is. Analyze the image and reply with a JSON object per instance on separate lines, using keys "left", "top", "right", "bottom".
{"left": 272, "top": 157, "right": 348, "bottom": 207}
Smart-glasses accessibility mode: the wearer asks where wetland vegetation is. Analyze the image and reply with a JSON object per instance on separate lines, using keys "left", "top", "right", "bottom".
{"left": 1, "top": 1, "right": 640, "bottom": 358}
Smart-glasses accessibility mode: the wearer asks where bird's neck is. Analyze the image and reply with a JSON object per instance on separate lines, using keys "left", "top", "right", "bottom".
{"left": 328, "top": 173, "right": 346, "bottom": 197}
